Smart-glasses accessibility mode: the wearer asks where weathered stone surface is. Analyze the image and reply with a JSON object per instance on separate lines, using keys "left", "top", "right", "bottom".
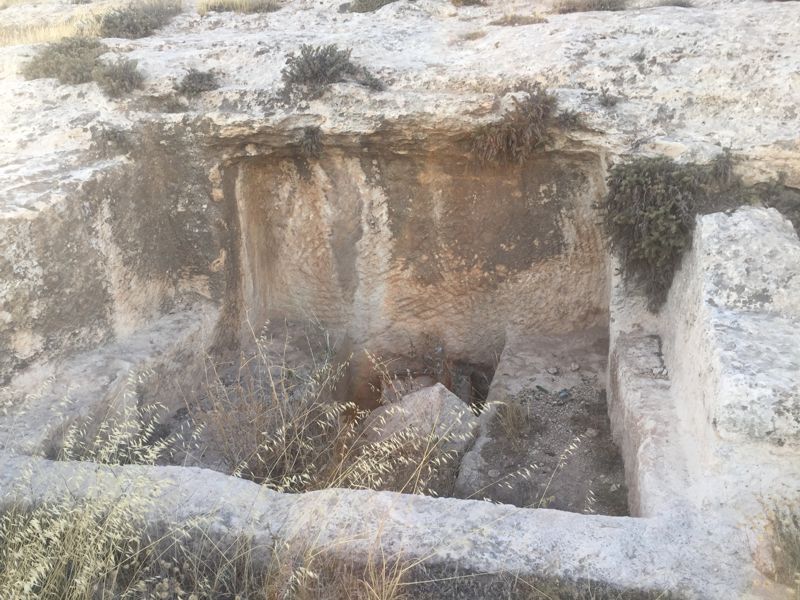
{"left": 664, "top": 208, "right": 800, "bottom": 446}
{"left": 0, "top": 453, "right": 774, "bottom": 599}
{"left": 0, "top": 306, "right": 217, "bottom": 455}
{"left": 364, "top": 383, "right": 478, "bottom": 455}
{"left": 0, "top": 2, "right": 798, "bottom": 598}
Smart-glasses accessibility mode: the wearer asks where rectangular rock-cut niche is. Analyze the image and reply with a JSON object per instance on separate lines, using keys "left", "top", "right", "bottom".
{"left": 231, "top": 147, "right": 610, "bottom": 366}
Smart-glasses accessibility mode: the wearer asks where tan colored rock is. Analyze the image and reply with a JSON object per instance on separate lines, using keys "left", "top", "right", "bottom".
{"left": 364, "top": 383, "right": 479, "bottom": 455}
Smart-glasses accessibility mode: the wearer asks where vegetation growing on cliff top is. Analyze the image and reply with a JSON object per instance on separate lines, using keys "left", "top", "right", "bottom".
{"left": 21, "top": 36, "right": 107, "bottom": 84}
{"left": 91, "top": 57, "right": 144, "bottom": 97}
{"left": 23, "top": 36, "right": 144, "bottom": 98}
{"left": 99, "top": 0, "right": 182, "bottom": 38}
{"left": 282, "top": 44, "right": 384, "bottom": 99}
{"left": 471, "top": 82, "right": 575, "bottom": 166}
{"left": 176, "top": 68, "right": 220, "bottom": 97}
{"left": 601, "top": 152, "right": 738, "bottom": 310}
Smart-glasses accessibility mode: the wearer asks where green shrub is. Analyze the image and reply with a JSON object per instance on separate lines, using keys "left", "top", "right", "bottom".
{"left": 342, "top": 0, "right": 398, "bottom": 12}
{"left": 601, "top": 152, "right": 737, "bottom": 309}
{"left": 91, "top": 57, "right": 144, "bottom": 97}
{"left": 471, "top": 83, "right": 564, "bottom": 165}
{"left": 21, "top": 36, "right": 107, "bottom": 84}
{"left": 176, "top": 68, "right": 219, "bottom": 96}
{"left": 555, "top": 0, "right": 626, "bottom": 13}
{"left": 282, "top": 44, "right": 383, "bottom": 98}
{"left": 99, "top": 0, "right": 181, "bottom": 39}
{"left": 557, "top": 108, "right": 581, "bottom": 129}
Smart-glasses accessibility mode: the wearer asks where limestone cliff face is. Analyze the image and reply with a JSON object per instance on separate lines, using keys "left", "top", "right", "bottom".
{"left": 231, "top": 147, "right": 607, "bottom": 363}
{"left": 1, "top": 0, "right": 798, "bottom": 381}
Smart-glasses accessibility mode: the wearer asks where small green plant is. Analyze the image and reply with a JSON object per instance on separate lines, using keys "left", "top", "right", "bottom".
{"left": 451, "top": 0, "right": 486, "bottom": 5}
{"left": 343, "top": 0, "right": 398, "bottom": 12}
{"left": 470, "top": 83, "right": 562, "bottom": 165}
{"left": 489, "top": 14, "right": 548, "bottom": 25}
{"left": 99, "top": 0, "right": 181, "bottom": 39}
{"left": 198, "top": 0, "right": 281, "bottom": 14}
{"left": 91, "top": 57, "right": 144, "bottom": 97}
{"left": 21, "top": 36, "right": 107, "bottom": 84}
{"left": 282, "top": 44, "right": 383, "bottom": 99}
{"left": 555, "top": 0, "right": 626, "bottom": 13}
{"left": 601, "top": 152, "right": 737, "bottom": 309}
{"left": 176, "top": 68, "right": 219, "bottom": 96}
{"left": 599, "top": 86, "right": 618, "bottom": 107}
{"left": 557, "top": 109, "right": 581, "bottom": 129}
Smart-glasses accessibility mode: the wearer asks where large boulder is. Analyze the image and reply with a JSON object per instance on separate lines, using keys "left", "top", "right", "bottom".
{"left": 364, "top": 383, "right": 479, "bottom": 456}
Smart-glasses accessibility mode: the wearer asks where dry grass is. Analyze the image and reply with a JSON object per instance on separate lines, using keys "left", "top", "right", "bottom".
{"left": 0, "top": 0, "right": 180, "bottom": 46}
{"left": 197, "top": 0, "right": 281, "bottom": 15}
{"left": 494, "top": 400, "right": 530, "bottom": 441}
{"left": 189, "top": 329, "right": 462, "bottom": 496}
{"left": 490, "top": 14, "right": 548, "bottom": 26}
{"left": 457, "top": 30, "right": 487, "bottom": 41}
{"left": 0, "top": 12, "right": 101, "bottom": 47}
{"left": 555, "top": 0, "right": 626, "bottom": 13}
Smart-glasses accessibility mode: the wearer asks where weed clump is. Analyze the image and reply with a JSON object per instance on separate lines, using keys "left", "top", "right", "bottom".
{"left": 555, "top": 0, "right": 626, "bottom": 12}
{"left": 21, "top": 36, "right": 107, "bottom": 84}
{"left": 99, "top": 0, "right": 181, "bottom": 39}
{"left": 176, "top": 68, "right": 219, "bottom": 96}
{"left": 489, "top": 14, "right": 548, "bottom": 26}
{"left": 91, "top": 57, "right": 144, "bottom": 97}
{"left": 282, "top": 44, "right": 383, "bottom": 99}
{"left": 599, "top": 86, "right": 618, "bottom": 107}
{"left": 601, "top": 152, "right": 737, "bottom": 309}
{"left": 198, "top": 0, "right": 281, "bottom": 14}
{"left": 471, "top": 83, "right": 570, "bottom": 165}
{"left": 342, "top": 0, "right": 398, "bottom": 12}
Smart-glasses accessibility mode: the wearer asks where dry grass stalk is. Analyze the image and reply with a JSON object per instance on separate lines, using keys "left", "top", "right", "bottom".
{"left": 555, "top": 0, "right": 626, "bottom": 13}
{"left": 197, "top": 0, "right": 282, "bottom": 15}
{"left": 192, "top": 329, "right": 461, "bottom": 496}
{"left": 0, "top": 13, "right": 101, "bottom": 47}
